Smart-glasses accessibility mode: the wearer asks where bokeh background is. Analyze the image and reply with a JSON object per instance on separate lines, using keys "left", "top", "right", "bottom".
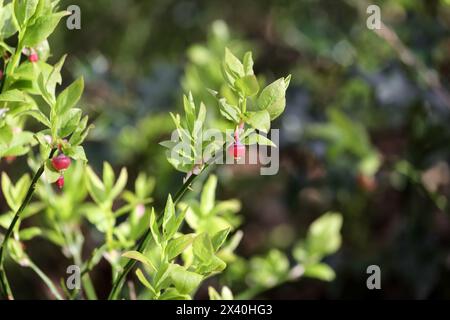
{"left": 3, "top": 0, "right": 450, "bottom": 299}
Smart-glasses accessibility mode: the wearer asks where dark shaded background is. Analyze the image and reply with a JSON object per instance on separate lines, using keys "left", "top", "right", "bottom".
{"left": 3, "top": 0, "right": 450, "bottom": 299}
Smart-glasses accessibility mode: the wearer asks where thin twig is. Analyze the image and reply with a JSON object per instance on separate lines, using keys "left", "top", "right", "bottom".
{"left": 349, "top": 0, "right": 450, "bottom": 108}
{"left": 0, "top": 148, "right": 57, "bottom": 300}
{"left": 107, "top": 171, "right": 200, "bottom": 300}
{"left": 107, "top": 143, "right": 229, "bottom": 300}
{"left": 27, "top": 259, "right": 63, "bottom": 300}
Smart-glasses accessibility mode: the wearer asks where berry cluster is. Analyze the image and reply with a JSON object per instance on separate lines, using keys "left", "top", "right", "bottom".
{"left": 51, "top": 153, "right": 71, "bottom": 189}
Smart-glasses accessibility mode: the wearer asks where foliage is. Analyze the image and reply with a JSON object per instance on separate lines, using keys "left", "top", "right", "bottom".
{"left": 0, "top": 3, "right": 343, "bottom": 300}
{"left": 4, "top": 0, "right": 445, "bottom": 300}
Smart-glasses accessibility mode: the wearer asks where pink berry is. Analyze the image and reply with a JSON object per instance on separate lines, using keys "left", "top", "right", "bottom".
{"left": 56, "top": 175, "right": 64, "bottom": 189}
{"left": 51, "top": 154, "right": 71, "bottom": 171}
{"left": 29, "top": 53, "right": 38, "bottom": 63}
{"left": 229, "top": 141, "right": 245, "bottom": 160}
{"left": 229, "top": 127, "right": 246, "bottom": 160}
{"left": 5, "top": 156, "right": 16, "bottom": 163}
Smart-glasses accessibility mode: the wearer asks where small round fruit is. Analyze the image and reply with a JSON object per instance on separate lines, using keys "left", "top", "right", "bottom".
{"left": 29, "top": 53, "right": 39, "bottom": 63}
{"left": 229, "top": 141, "right": 245, "bottom": 160}
{"left": 51, "top": 154, "right": 71, "bottom": 171}
{"left": 5, "top": 156, "right": 16, "bottom": 163}
{"left": 357, "top": 173, "right": 377, "bottom": 192}
{"left": 56, "top": 175, "right": 64, "bottom": 189}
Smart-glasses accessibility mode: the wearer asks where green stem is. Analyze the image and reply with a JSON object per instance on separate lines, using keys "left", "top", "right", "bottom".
{"left": 107, "top": 141, "right": 230, "bottom": 300}
{"left": 107, "top": 139, "right": 231, "bottom": 300}
{"left": 0, "top": 265, "right": 13, "bottom": 300}
{"left": 73, "top": 249, "right": 97, "bottom": 300}
{"left": 107, "top": 172, "right": 199, "bottom": 300}
{"left": 0, "top": 148, "right": 57, "bottom": 300}
{"left": 6, "top": 33, "right": 24, "bottom": 78}
{"left": 27, "top": 258, "right": 63, "bottom": 300}
{"left": 0, "top": 62, "right": 8, "bottom": 94}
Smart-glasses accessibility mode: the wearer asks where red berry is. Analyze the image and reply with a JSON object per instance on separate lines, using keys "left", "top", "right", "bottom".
{"left": 51, "top": 154, "right": 71, "bottom": 171}
{"left": 56, "top": 175, "right": 64, "bottom": 189}
{"left": 229, "top": 141, "right": 245, "bottom": 160}
{"left": 357, "top": 173, "right": 377, "bottom": 192}
{"left": 29, "top": 53, "right": 38, "bottom": 63}
{"left": 5, "top": 156, "right": 16, "bottom": 163}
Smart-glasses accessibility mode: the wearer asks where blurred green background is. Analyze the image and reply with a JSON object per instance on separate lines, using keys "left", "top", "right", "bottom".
{"left": 3, "top": 0, "right": 450, "bottom": 299}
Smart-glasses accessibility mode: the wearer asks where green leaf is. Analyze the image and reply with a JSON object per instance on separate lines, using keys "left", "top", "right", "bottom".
{"left": 122, "top": 251, "right": 156, "bottom": 272}
{"left": 164, "top": 207, "right": 186, "bottom": 240}
{"left": 0, "top": 3, "right": 18, "bottom": 39}
{"left": 197, "top": 102, "right": 206, "bottom": 124}
{"left": 242, "top": 132, "right": 276, "bottom": 147}
{"left": 196, "top": 255, "right": 226, "bottom": 274}
{"left": 0, "top": 124, "right": 13, "bottom": 145}
{"left": 14, "top": 0, "right": 39, "bottom": 27}
{"left": 0, "top": 89, "right": 32, "bottom": 103}
{"left": 211, "top": 228, "right": 231, "bottom": 251}
{"left": 55, "top": 77, "right": 84, "bottom": 114}
{"left": 193, "top": 103, "right": 206, "bottom": 139}
{"left": 218, "top": 98, "right": 240, "bottom": 123}
{"left": 158, "top": 288, "right": 191, "bottom": 300}
{"left": 166, "top": 234, "right": 195, "bottom": 260}
{"left": 64, "top": 145, "right": 87, "bottom": 161}
{"left": 102, "top": 162, "right": 115, "bottom": 192}
{"left": 149, "top": 208, "right": 160, "bottom": 245}
{"left": 182, "top": 93, "right": 195, "bottom": 133}
{"left": 224, "top": 48, "right": 244, "bottom": 78}
{"left": 170, "top": 265, "right": 203, "bottom": 294}
{"left": 110, "top": 167, "right": 128, "bottom": 199}
{"left": 29, "top": 0, "right": 54, "bottom": 21}
{"left": 57, "top": 108, "right": 82, "bottom": 138}
{"left": 135, "top": 268, "right": 157, "bottom": 296}
{"left": 135, "top": 268, "right": 157, "bottom": 295}
{"left": 1, "top": 172, "right": 15, "bottom": 210}
{"left": 209, "top": 286, "right": 234, "bottom": 300}
{"left": 359, "top": 151, "right": 381, "bottom": 176}
{"left": 84, "top": 205, "right": 109, "bottom": 233}
{"left": 44, "top": 159, "right": 60, "bottom": 183}
{"left": 37, "top": 72, "right": 53, "bottom": 104}
{"left": 220, "top": 286, "right": 234, "bottom": 300}
{"left": 19, "top": 227, "right": 42, "bottom": 241}
{"left": 257, "top": 76, "right": 290, "bottom": 120}
{"left": 135, "top": 173, "right": 155, "bottom": 199}
{"left": 16, "top": 109, "right": 50, "bottom": 127}
{"left": 86, "top": 166, "right": 106, "bottom": 204}
{"left": 45, "top": 54, "right": 66, "bottom": 98}
{"left": 1, "top": 131, "right": 34, "bottom": 158}
{"left": 235, "top": 75, "right": 259, "bottom": 97}
{"left": 246, "top": 110, "right": 270, "bottom": 133}
{"left": 306, "top": 212, "right": 343, "bottom": 259}
{"left": 200, "top": 175, "right": 217, "bottom": 215}
{"left": 243, "top": 52, "right": 254, "bottom": 75}
{"left": 42, "top": 229, "right": 65, "bottom": 247}
{"left": 153, "top": 261, "right": 171, "bottom": 291}
{"left": 69, "top": 116, "right": 92, "bottom": 146}
{"left": 208, "top": 287, "right": 221, "bottom": 300}
{"left": 304, "top": 263, "right": 336, "bottom": 281}
{"left": 193, "top": 233, "right": 214, "bottom": 262}
{"left": 162, "top": 195, "right": 175, "bottom": 236}
{"left": 22, "top": 11, "right": 70, "bottom": 47}
{"left": 210, "top": 199, "right": 241, "bottom": 216}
